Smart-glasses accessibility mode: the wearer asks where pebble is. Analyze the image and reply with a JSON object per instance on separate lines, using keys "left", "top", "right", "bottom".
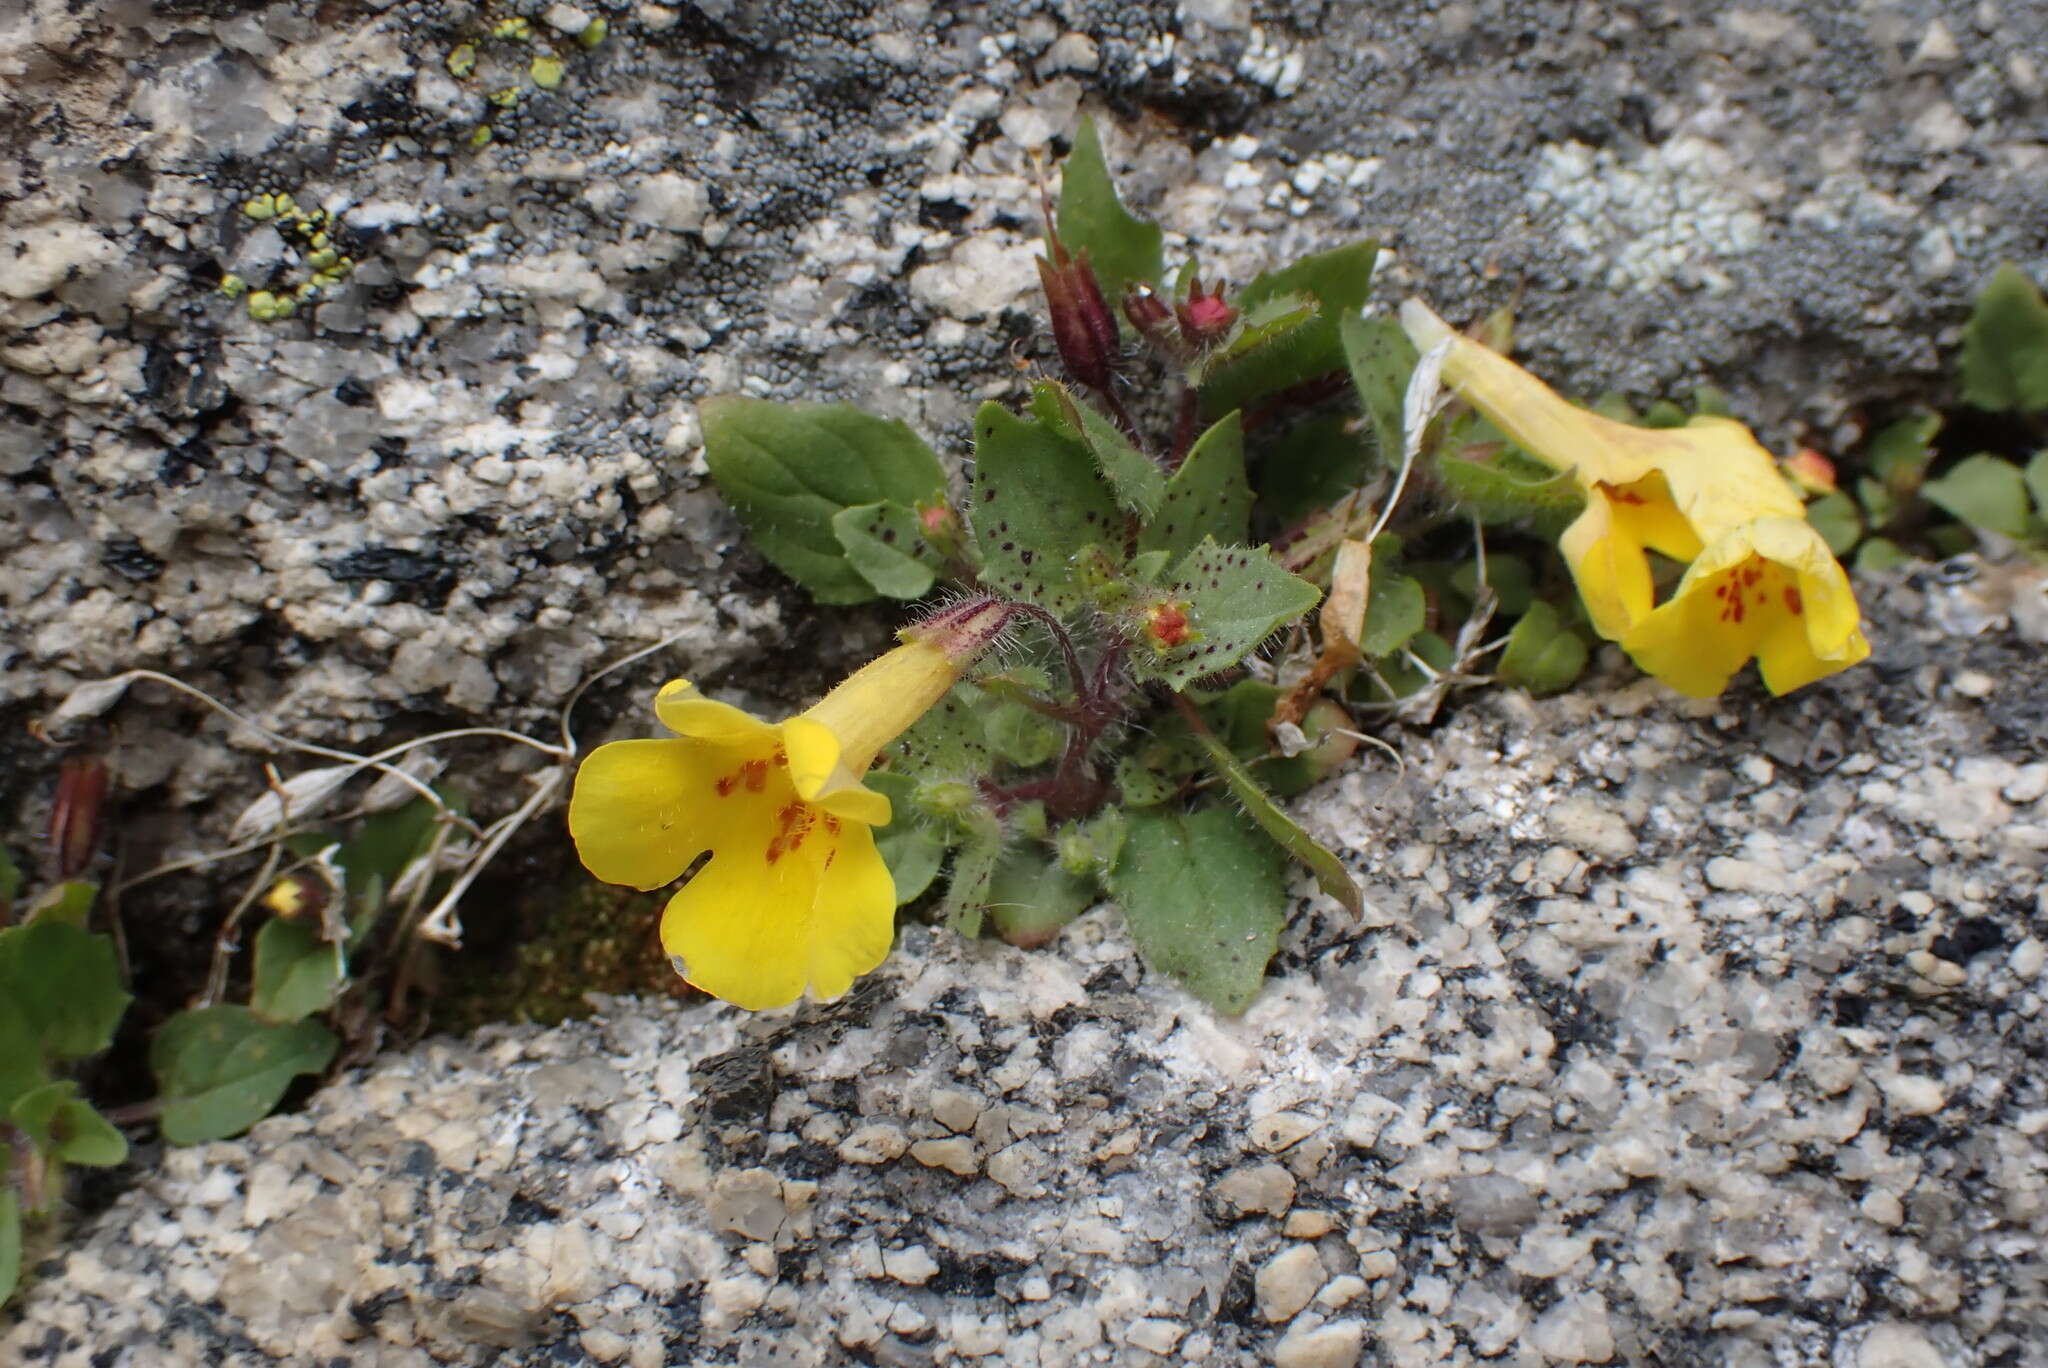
{"left": 1125, "top": 1317, "right": 1185, "bottom": 1355}
{"left": 1878, "top": 1073, "right": 1946, "bottom": 1117}
{"left": 1859, "top": 1320, "right": 1948, "bottom": 1368}
{"left": 909, "top": 1137, "right": 982, "bottom": 1176}
{"left": 1255, "top": 1245, "right": 1326, "bottom": 1322}
{"left": 881, "top": 1245, "right": 939, "bottom": 1286}
{"left": 837, "top": 1122, "right": 908, "bottom": 1164}
{"left": 1528, "top": 1295, "right": 1615, "bottom": 1363}
{"left": 1271, "top": 1318, "right": 1365, "bottom": 1368}
{"left": 1213, "top": 1162, "right": 1297, "bottom": 1216}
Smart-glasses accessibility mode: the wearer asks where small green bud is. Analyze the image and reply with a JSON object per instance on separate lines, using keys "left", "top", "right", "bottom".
{"left": 913, "top": 779, "right": 978, "bottom": 822}
{"left": 447, "top": 43, "right": 477, "bottom": 77}
{"left": 530, "top": 56, "right": 566, "bottom": 89}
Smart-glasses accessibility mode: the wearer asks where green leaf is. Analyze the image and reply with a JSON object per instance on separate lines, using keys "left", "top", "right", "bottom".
{"left": 887, "top": 684, "right": 998, "bottom": 778}
{"left": 1497, "top": 602, "right": 1590, "bottom": 695}
{"left": 0, "top": 847, "right": 19, "bottom": 917}
{"left": 701, "top": 397, "right": 949, "bottom": 604}
{"left": 2026, "top": 450, "right": 2048, "bottom": 515}
{"left": 1114, "top": 754, "right": 1180, "bottom": 807}
{"left": 152, "top": 1006, "right": 338, "bottom": 1145}
{"left": 1805, "top": 492, "right": 1863, "bottom": 556}
{"left": 831, "top": 501, "right": 938, "bottom": 599}
{"left": 1960, "top": 263, "right": 2048, "bottom": 412}
{"left": 1339, "top": 312, "right": 1418, "bottom": 463}
{"left": 1922, "top": 454, "right": 2032, "bottom": 538}
{"left": 1111, "top": 805, "right": 1290, "bottom": 1014}
{"left": 983, "top": 699, "right": 1063, "bottom": 768}
{"left": 1142, "top": 412, "right": 1253, "bottom": 561}
{"left": 1362, "top": 572, "right": 1427, "bottom": 659}
{"left": 1436, "top": 453, "right": 1584, "bottom": 536}
{"left": 970, "top": 401, "right": 1123, "bottom": 615}
{"left": 1176, "top": 713, "right": 1360, "bottom": 915}
{"left": 1251, "top": 413, "right": 1367, "bottom": 529}
{"left": 340, "top": 793, "right": 453, "bottom": 898}
{"left": 1199, "top": 241, "right": 1379, "bottom": 416}
{"left": 0, "top": 922, "right": 130, "bottom": 1062}
{"left": 250, "top": 918, "right": 345, "bottom": 1024}
{"left": 867, "top": 773, "right": 950, "bottom": 906}
{"left": 1854, "top": 537, "right": 1912, "bottom": 572}
{"left": 1055, "top": 810, "right": 1126, "bottom": 882}
{"left": 0, "top": 997, "right": 50, "bottom": 1113}
{"left": 1055, "top": 116, "right": 1164, "bottom": 309}
{"left": 1049, "top": 383, "right": 1167, "bottom": 518}
{"left": 1869, "top": 413, "right": 1942, "bottom": 490}
{"left": 937, "top": 809, "right": 1006, "bottom": 938}
{"left": 0, "top": 1185, "right": 19, "bottom": 1307}
{"left": 1134, "top": 539, "right": 1323, "bottom": 690}
{"left": 22, "top": 881, "right": 95, "bottom": 927}
{"left": 1449, "top": 553, "right": 1535, "bottom": 618}
{"left": 988, "top": 849, "right": 1097, "bottom": 948}
{"left": 8, "top": 1081, "right": 127, "bottom": 1167}
{"left": 1127, "top": 549, "right": 1172, "bottom": 583}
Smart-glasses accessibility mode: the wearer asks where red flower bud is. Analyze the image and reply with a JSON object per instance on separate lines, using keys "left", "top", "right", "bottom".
{"left": 1143, "top": 598, "right": 1198, "bottom": 652}
{"left": 1176, "top": 275, "right": 1237, "bottom": 347}
{"left": 46, "top": 754, "right": 109, "bottom": 881}
{"left": 1037, "top": 248, "right": 1120, "bottom": 391}
{"left": 1122, "top": 282, "right": 1186, "bottom": 360}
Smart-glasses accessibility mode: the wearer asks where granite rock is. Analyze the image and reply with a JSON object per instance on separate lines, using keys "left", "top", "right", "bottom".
{"left": 5, "top": 568, "right": 2044, "bottom": 1366}
{"left": 4, "top": 0, "right": 2045, "bottom": 839}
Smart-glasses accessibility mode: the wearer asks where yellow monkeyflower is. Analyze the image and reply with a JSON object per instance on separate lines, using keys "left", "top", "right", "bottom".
{"left": 1400, "top": 298, "right": 1868, "bottom": 696}
{"left": 569, "top": 599, "right": 1014, "bottom": 1010}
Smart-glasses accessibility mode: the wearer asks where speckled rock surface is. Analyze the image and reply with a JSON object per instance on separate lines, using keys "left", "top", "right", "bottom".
{"left": 7, "top": 567, "right": 2047, "bottom": 1367}
{"left": 4, "top": 0, "right": 2046, "bottom": 831}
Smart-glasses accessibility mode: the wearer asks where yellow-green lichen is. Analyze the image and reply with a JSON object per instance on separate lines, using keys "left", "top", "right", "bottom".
{"left": 577, "top": 17, "right": 608, "bottom": 46}
{"left": 491, "top": 16, "right": 532, "bottom": 40}
{"left": 530, "top": 56, "right": 566, "bottom": 89}
{"left": 218, "top": 273, "right": 248, "bottom": 299}
{"left": 447, "top": 42, "right": 478, "bottom": 77}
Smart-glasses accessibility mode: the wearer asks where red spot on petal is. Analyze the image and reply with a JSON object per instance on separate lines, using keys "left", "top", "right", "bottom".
{"left": 1785, "top": 586, "right": 1803, "bottom": 615}
{"left": 823, "top": 813, "right": 841, "bottom": 836}
{"left": 715, "top": 775, "right": 736, "bottom": 797}
{"left": 743, "top": 759, "right": 769, "bottom": 792}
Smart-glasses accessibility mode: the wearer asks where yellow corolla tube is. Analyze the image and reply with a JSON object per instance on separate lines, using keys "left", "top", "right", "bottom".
{"left": 1399, "top": 298, "right": 1868, "bottom": 697}
{"left": 568, "top": 597, "right": 1015, "bottom": 1010}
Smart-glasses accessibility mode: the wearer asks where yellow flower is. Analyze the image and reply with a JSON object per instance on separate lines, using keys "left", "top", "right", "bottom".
{"left": 569, "top": 599, "right": 1013, "bottom": 1010}
{"left": 1621, "top": 517, "right": 1870, "bottom": 698}
{"left": 1400, "top": 299, "right": 1868, "bottom": 695}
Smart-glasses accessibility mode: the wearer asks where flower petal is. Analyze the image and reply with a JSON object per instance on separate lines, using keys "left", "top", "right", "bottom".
{"left": 818, "top": 782, "right": 892, "bottom": 827}
{"left": 568, "top": 739, "right": 722, "bottom": 890}
{"left": 653, "top": 680, "right": 775, "bottom": 744}
{"left": 659, "top": 823, "right": 896, "bottom": 1011}
{"left": 1619, "top": 535, "right": 1769, "bottom": 698}
{"left": 780, "top": 715, "right": 844, "bottom": 801}
{"left": 1558, "top": 494, "right": 1657, "bottom": 642}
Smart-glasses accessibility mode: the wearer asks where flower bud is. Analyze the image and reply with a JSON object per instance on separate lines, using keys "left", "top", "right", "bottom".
{"left": 1123, "top": 282, "right": 1185, "bottom": 359}
{"left": 47, "top": 755, "right": 109, "bottom": 880}
{"left": 1782, "top": 448, "right": 1838, "bottom": 496}
{"left": 1176, "top": 275, "right": 1238, "bottom": 347}
{"left": 261, "top": 871, "right": 330, "bottom": 925}
{"left": 1142, "top": 598, "right": 1199, "bottom": 652}
{"left": 916, "top": 495, "right": 969, "bottom": 565}
{"left": 1037, "top": 249, "right": 1120, "bottom": 391}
